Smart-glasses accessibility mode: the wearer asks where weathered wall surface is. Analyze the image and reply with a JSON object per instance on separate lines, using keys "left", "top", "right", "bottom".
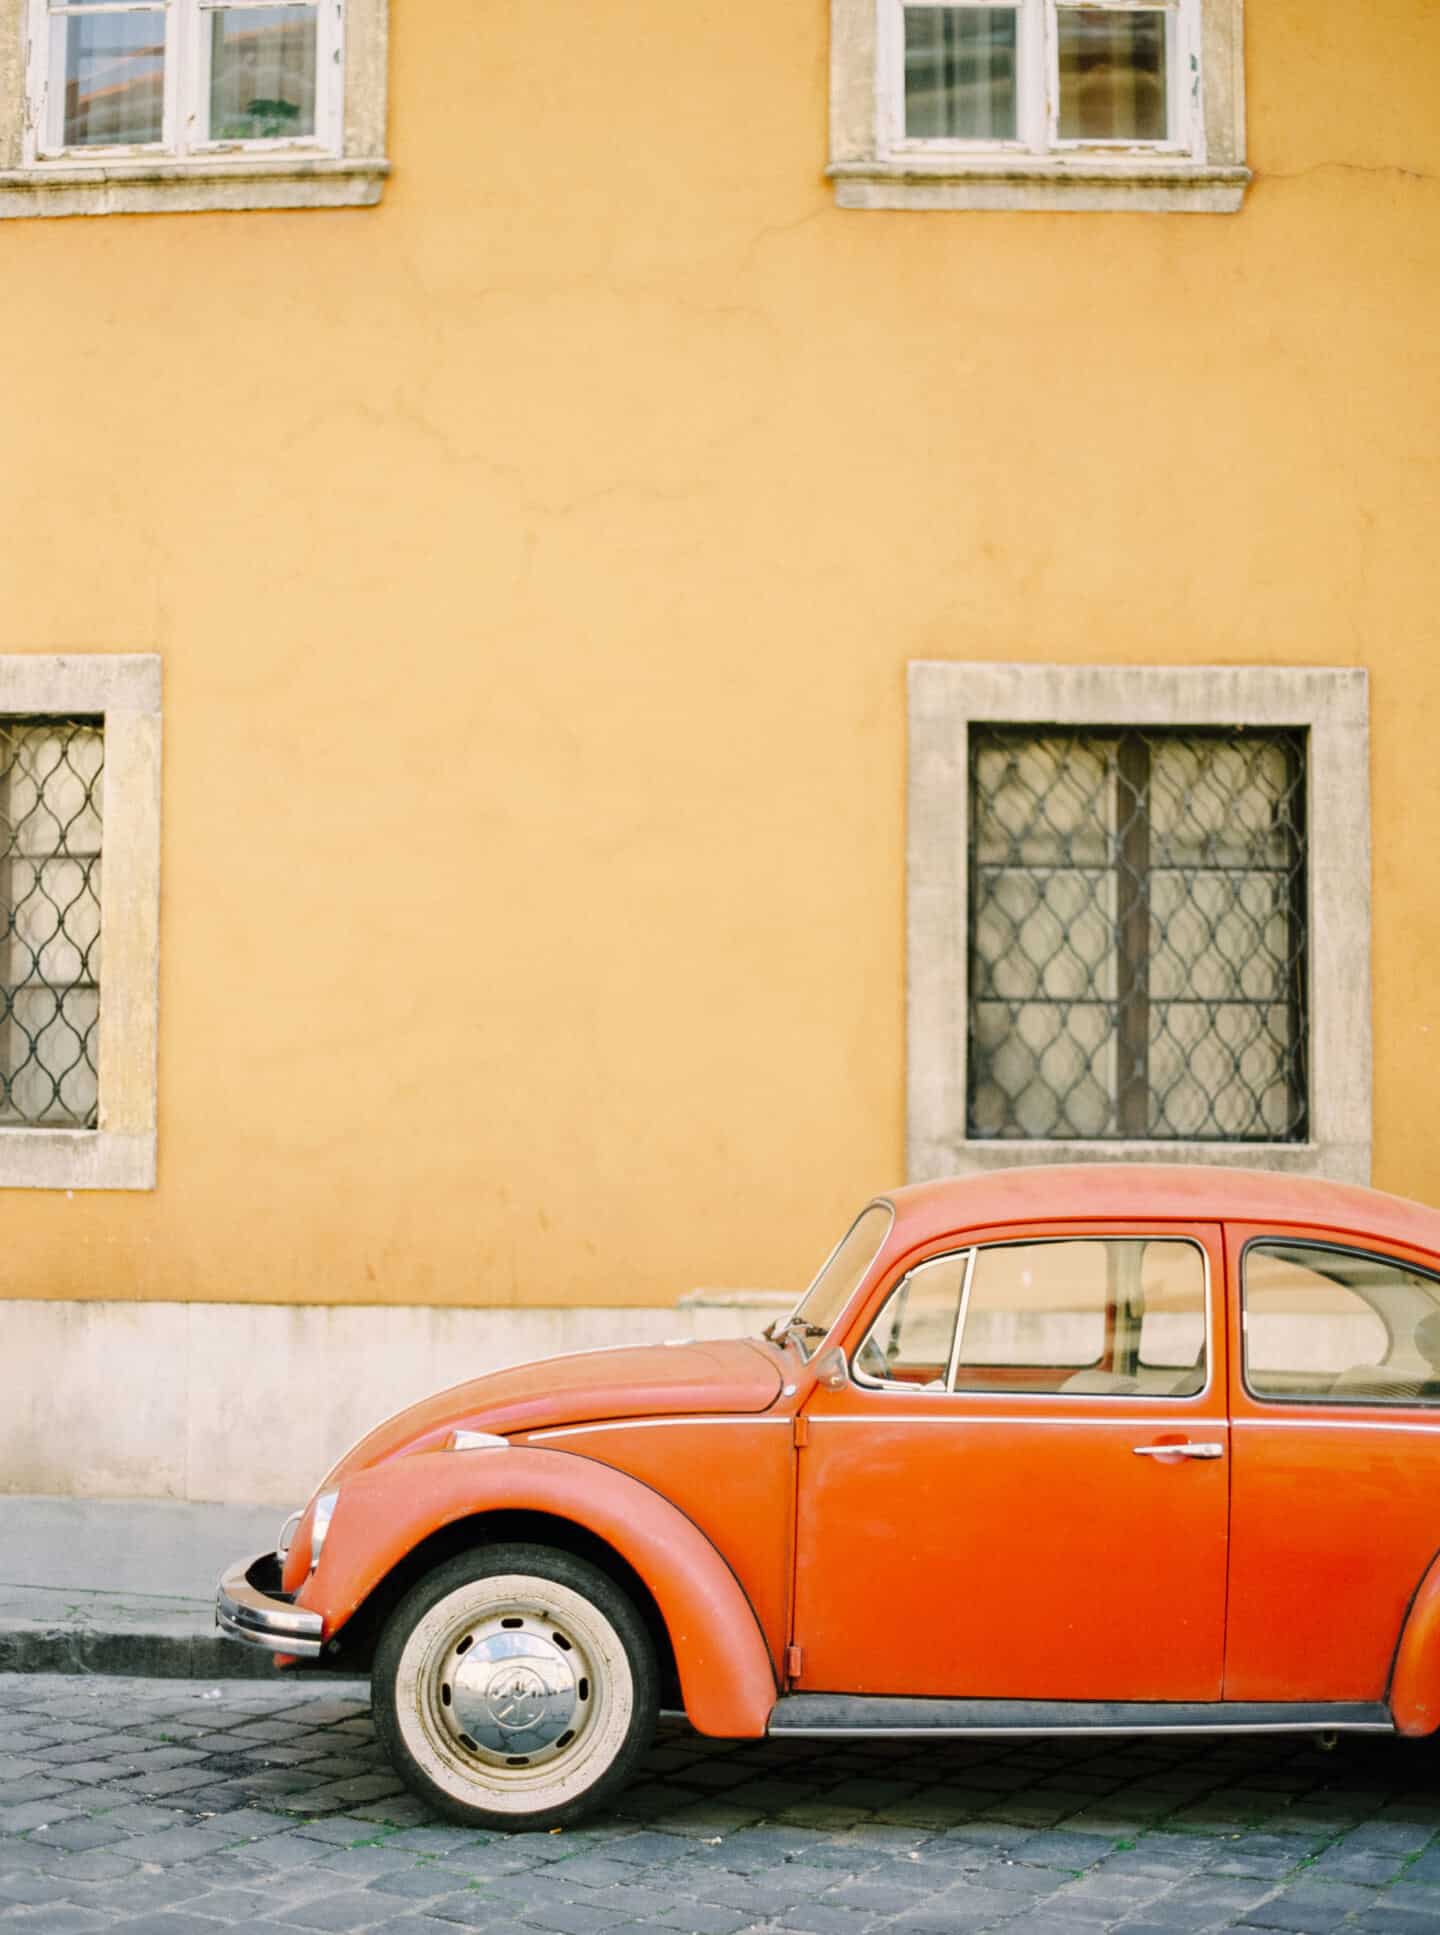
{"left": 1, "top": 0, "right": 1438, "bottom": 1334}
{"left": 0, "top": 1299, "right": 785, "bottom": 1502}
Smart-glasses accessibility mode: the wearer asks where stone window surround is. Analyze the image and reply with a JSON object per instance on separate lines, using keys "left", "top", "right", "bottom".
{"left": 0, "top": 656, "right": 160, "bottom": 1189}
{"left": 0, "top": 0, "right": 387, "bottom": 219}
{"left": 907, "top": 662, "right": 1371, "bottom": 1185}
{"left": 830, "top": 0, "right": 1249, "bottom": 212}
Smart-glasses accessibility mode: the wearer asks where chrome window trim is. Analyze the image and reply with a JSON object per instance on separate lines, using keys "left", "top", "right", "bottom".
{"left": 947, "top": 1244, "right": 978, "bottom": 1389}
{"left": 851, "top": 1246, "right": 976, "bottom": 1392}
{"left": 1240, "top": 1235, "right": 1440, "bottom": 1410}
{"left": 781, "top": 1199, "right": 896, "bottom": 1359}
{"left": 847, "top": 1233, "right": 1213, "bottom": 1402}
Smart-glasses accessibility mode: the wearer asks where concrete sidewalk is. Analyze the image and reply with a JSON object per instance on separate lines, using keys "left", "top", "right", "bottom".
{"left": 0, "top": 1494, "right": 295, "bottom": 1680}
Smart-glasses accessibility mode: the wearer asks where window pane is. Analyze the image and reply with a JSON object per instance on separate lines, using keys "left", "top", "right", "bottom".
{"left": 967, "top": 727, "right": 1307, "bottom": 1143}
{"left": 790, "top": 1202, "right": 894, "bottom": 1345}
{"left": 1, "top": 719, "right": 103, "bottom": 1131}
{"left": 904, "top": 7, "right": 1017, "bottom": 141}
{"left": 209, "top": 5, "right": 317, "bottom": 141}
{"left": 1057, "top": 8, "right": 1167, "bottom": 143}
{"left": 1245, "top": 1244, "right": 1440, "bottom": 1404}
{"left": 957, "top": 1240, "right": 1110, "bottom": 1385}
{"left": 954, "top": 1238, "right": 1205, "bottom": 1397}
{"left": 54, "top": 10, "right": 165, "bottom": 148}
{"left": 859, "top": 1251, "right": 969, "bottom": 1385}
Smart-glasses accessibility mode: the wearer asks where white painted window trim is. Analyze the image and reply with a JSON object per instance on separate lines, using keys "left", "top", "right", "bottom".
{"left": 907, "top": 663, "right": 1371, "bottom": 1186}
{"left": 0, "top": 656, "right": 160, "bottom": 1190}
{"left": 0, "top": 0, "right": 386, "bottom": 217}
{"left": 831, "top": 0, "right": 1249, "bottom": 211}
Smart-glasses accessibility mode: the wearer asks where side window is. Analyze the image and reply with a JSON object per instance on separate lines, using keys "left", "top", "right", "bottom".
{"left": 855, "top": 1236, "right": 1207, "bottom": 1396}
{"left": 953, "top": 1238, "right": 1206, "bottom": 1396}
{"left": 1244, "top": 1243, "right": 1440, "bottom": 1403}
{"left": 857, "top": 1250, "right": 969, "bottom": 1386}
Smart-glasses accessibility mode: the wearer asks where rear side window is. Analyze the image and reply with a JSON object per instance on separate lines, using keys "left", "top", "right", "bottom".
{"left": 1243, "top": 1242, "right": 1440, "bottom": 1403}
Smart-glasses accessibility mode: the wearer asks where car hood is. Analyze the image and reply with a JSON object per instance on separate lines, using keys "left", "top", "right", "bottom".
{"left": 324, "top": 1338, "right": 785, "bottom": 1483}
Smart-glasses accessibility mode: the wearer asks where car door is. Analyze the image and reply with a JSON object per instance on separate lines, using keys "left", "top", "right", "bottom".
{"left": 792, "top": 1220, "right": 1229, "bottom": 1701}
{"left": 1225, "top": 1225, "right": 1440, "bottom": 1702}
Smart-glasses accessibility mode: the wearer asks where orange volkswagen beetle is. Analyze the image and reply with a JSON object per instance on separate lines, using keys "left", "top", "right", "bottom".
{"left": 218, "top": 1165, "right": 1440, "bottom": 1829}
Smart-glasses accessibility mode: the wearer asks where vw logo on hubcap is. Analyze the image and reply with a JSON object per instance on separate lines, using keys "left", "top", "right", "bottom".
{"left": 487, "top": 1665, "right": 548, "bottom": 1731}
{"left": 444, "top": 1621, "right": 582, "bottom": 1764}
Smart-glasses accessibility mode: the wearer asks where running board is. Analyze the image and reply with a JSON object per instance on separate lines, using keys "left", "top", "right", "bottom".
{"left": 767, "top": 1695, "right": 1394, "bottom": 1738}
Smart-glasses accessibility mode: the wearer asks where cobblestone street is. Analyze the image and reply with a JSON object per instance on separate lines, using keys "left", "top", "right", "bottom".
{"left": 3, "top": 1676, "right": 1440, "bottom": 1933}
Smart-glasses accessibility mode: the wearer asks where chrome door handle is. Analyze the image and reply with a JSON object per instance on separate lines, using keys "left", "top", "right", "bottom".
{"left": 1133, "top": 1441, "right": 1224, "bottom": 1459}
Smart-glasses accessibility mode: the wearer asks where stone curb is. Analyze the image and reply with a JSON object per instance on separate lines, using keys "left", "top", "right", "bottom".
{"left": 0, "top": 1620, "right": 283, "bottom": 1679}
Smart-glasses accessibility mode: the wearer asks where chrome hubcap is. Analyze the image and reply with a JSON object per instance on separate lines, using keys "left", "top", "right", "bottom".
{"left": 434, "top": 1612, "right": 591, "bottom": 1769}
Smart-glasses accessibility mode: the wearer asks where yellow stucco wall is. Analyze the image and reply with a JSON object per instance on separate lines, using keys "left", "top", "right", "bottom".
{"left": 2, "top": 0, "right": 1437, "bottom": 1308}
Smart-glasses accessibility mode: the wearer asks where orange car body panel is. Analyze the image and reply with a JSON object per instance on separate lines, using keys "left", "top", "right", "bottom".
{"left": 1222, "top": 1219, "right": 1440, "bottom": 1702}
{"left": 794, "top": 1220, "right": 1229, "bottom": 1699}
{"left": 323, "top": 1340, "right": 783, "bottom": 1477}
{"left": 300, "top": 1445, "right": 777, "bottom": 1737}
{"left": 509, "top": 1417, "right": 797, "bottom": 1673}
{"left": 1389, "top": 1548, "right": 1440, "bottom": 1735}
{"left": 281, "top": 1169, "right": 1440, "bottom": 1737}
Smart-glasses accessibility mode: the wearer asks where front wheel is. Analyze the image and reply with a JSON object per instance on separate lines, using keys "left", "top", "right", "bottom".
{"left": 372, "top": 1542, "right": 659, "bottom": 1830}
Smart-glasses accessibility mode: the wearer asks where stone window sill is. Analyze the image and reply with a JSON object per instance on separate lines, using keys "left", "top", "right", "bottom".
{"left": 0, "top": 1129, "right": 156, "bottom": 1191}
{"left": 0, "top": 155, "right": 389, "bottom": 220}
{"left": 829, "top": 160, "right": 1251, "bottom": 213}
{"left": 938, "top": 1142, "right": 1370, "bottom": 1187}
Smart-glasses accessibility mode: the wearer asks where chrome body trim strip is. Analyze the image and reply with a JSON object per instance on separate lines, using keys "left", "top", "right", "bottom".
{"left": 528, "top": 1416, "right": 791, "bottom": 1442}
{"left": 810, "top": 1414, "right": 1218, "bottom": 1428}
{"left": 766, "top": 1694, "right": 1393, "bottom": 1738}
{"left": 448, "top": 1430, "right": 509, "bottom": 1451}
{"left": 1233, "top": 1416, "right": 1440, "bottom": 1433}
{"left": 768, "top": 1720, "right": 1395, "bottom": 1738}
{"left": 216, "top": 1552, "right": 324, "bottom": 1659}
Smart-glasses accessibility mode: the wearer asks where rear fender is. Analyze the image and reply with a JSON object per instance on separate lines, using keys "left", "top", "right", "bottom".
{"left": 1390, "top": 1546, "right": 1440, "bottom": 1736}
{"left": 305, "top": 1445, "right": 776, "bottom": 1738}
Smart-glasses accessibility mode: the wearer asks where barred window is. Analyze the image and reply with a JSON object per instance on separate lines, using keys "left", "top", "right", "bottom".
{"left": 0, "top": 717, "right": 104, "bottom": 1130}
{"left": 968, "top": 726, "right": 1307, "bottom": 1142}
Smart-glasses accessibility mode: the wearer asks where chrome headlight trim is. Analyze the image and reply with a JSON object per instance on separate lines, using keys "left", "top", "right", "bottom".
{"left": 309, "top": 1488, "right": 339, "bottom": 1573}
{"left": 275, "top": 1509, "right": 303, "bottom": 1562}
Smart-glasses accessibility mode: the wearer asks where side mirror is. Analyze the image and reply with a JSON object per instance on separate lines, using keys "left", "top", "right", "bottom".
{"left": 812, "top": 1345, "right": 849, "bottom": 1391}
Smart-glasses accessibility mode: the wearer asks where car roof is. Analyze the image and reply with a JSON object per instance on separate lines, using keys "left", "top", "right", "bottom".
{"left": 884, "top": 1165, "right": 1440, "bottom": 1256}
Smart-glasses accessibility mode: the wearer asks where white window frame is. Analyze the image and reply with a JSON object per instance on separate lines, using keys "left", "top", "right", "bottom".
{"left": 907, "top": 663, "right": 1371, "bottom": 1185}
{"left": 0, "top": 0, "right": 386, "bottom": 217}
{"left": 0, "top": 656, "right": 160, "bottom": 1190}
{"left": 832, "top": 0, "right": 1248, "bottom": 210}
{"left": 29, "top": 0, "right": 344, "bottom": 161}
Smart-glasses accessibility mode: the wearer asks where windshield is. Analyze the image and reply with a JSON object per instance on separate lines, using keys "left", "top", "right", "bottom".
{"left": 778, "top": 1202, "right": 894, "bottom": 1359}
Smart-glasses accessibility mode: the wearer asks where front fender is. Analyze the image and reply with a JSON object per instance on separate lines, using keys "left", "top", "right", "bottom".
{"left": 1390, "top": 1545, "right": 1440, "bottom": 1736}
{"left": 305, "top": 1445, "right": 776, "bottom": 1738}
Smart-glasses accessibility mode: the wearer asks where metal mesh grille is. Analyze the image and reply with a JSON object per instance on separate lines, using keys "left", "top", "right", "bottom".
{"left": 0, "top": 717, "right": 104, "bottom": 1130}
{"left": 968, "top": 726, "right": 1307, "bottom": 1142}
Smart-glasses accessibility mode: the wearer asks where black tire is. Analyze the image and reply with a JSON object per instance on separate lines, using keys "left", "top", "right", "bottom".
{"left": 372, "top": 1541, "right": 659, "bottom": 1831}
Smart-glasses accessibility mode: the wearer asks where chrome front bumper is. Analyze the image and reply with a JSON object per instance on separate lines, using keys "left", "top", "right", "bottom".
{"left": 216, "top": 1551, "right": 324, "bottom": 1659}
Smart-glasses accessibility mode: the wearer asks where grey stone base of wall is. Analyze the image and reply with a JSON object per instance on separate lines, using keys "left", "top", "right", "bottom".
{"left": 0, "top": 1292, "right": 792, "bottom": 1504}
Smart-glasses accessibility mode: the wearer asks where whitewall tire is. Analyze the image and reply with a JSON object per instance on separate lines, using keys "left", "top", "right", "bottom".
{"left": 373, "top": 1543, "right": 659, "bottom": 1830}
